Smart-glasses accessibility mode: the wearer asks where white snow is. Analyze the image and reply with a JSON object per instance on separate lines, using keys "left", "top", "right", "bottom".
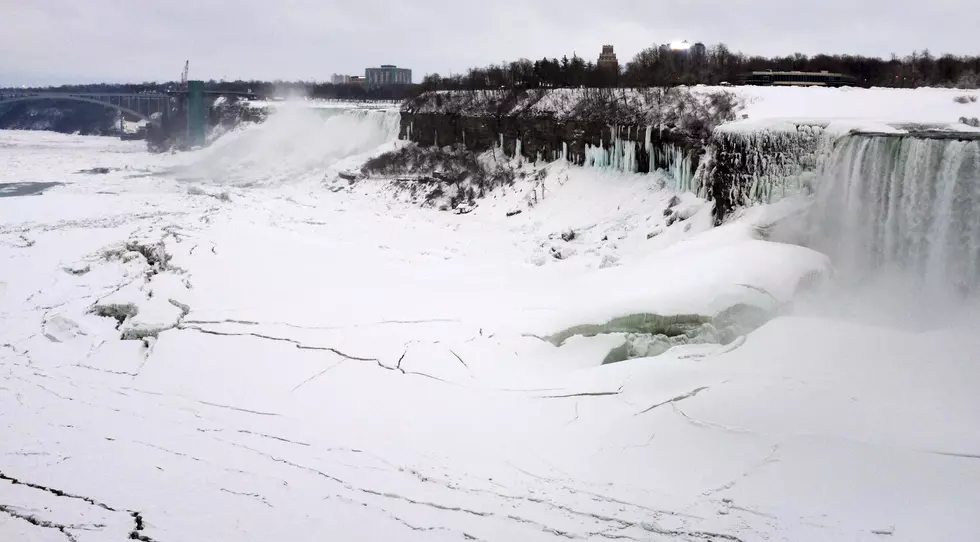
{"left": 729, "top": 85, "right": 980, "bottom": 124}
{"left": 1, "top": 102, "right": 979, "bottom": 542}
{"left": 718, "top": 85, "right": 980, "bottom": 133}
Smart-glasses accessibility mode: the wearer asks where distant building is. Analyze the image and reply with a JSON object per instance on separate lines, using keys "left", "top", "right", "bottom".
{"left": 349, "top": 76, "right": 366, "bottom": 85}
{"left": 365, "top": 65, "right": 412, "bottom": 85}
{"left": 692, "top": 42, "right": 707, "bottom": 56}
{"left": 597, "top": 45, "right": 619, "bottom": 71}
{"left": 330, "top": 74, "right": 351, "bottom": 85}
{"left": 738, "top": 71, "right": 857, "bottom": 87}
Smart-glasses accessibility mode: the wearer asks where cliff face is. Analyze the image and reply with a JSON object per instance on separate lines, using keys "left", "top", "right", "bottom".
{"left": 398, "top": 88, "right": 739, "bottom": 190}
{"left": 399, "top": 114, "right": 700, "bottom": 175}
{"left": 697, "top": 124, "right": 826, "bottom": 222}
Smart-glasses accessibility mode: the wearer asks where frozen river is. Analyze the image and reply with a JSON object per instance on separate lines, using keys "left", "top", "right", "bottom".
{"left": 1, "top": 116, "right": 978, "bottom": 542}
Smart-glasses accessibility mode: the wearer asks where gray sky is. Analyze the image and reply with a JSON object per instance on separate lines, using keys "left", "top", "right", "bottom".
{"left": 1, "top": 0, "right": 976, "bottom": 86}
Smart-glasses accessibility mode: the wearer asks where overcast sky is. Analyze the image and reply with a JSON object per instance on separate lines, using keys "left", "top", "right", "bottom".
{"left": 1, "top": 0, "right": 976, "bottom": 86}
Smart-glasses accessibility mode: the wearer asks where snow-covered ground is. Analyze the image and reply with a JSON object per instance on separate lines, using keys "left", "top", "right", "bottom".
{"left": 730, "top": 85, "right": 980, "bottom": 127}
{"left": 2, "top": 101, "right": 979, "bottom": 542}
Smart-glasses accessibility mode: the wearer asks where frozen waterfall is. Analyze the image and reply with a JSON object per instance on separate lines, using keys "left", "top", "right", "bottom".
{"left": 580, "top": 125, "right": 697, "bottom": 191}
{"left": 809, "top": 134, "right": 980, "bottom": 295}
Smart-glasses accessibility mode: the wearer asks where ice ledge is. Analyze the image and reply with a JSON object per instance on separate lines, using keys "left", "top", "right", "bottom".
{"left": 717, "top": 118, "right": 980, "bottom": 139}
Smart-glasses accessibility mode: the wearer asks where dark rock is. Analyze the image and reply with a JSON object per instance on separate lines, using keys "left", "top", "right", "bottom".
{"left": 561, "top": 229, "right": 576, "bottom": 242}
{"left": 78, "top": 167, "right": 112, "bottom": 175}
{"left": 399, "top": 113, "right": 702, "bottom": 175}
{"left": 506, "top": 209, "right": 523, "bottom": 217}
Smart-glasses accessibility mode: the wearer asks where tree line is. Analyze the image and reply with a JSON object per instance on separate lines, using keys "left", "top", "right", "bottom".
{"left": 421, "top": 44, "right": 980, "bottom": 90}
{"left": 1, "top": 81, "right": 420, "bottom": 101}
{"left": 6, "top": 44, "right": 978, "bottom": 99}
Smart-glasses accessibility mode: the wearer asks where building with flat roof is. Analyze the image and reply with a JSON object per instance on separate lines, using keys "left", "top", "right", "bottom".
{"left": 738, "top": 70, "right": 857, "bottom": 87}
{"left": 330, "top": 74, "right": 351, "bottom": 85}
{"left": 365, "top": 65, "right": 412, "bottom": 85}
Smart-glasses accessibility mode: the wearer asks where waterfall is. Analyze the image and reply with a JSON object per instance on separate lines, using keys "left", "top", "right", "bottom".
{"left": 172, "top": 107, "right": 401, "bottom": 186}
{"left": 809, "top": 134, "right": 980, "bottom": 295}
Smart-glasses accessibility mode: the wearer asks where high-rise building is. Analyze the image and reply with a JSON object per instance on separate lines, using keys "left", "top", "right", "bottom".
{"left": 331, "top": 74, "right": 351, "bottom": 85}
{"left": 597, "top": 45, "right": 619, "bottom": 71}
{"left": 365, "top": 65, "right": 412, "bottom": 85}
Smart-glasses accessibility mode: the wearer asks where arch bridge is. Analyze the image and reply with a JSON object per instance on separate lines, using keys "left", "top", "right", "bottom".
{"left": 0, "top": 92, "right": 175, "bottom": 126}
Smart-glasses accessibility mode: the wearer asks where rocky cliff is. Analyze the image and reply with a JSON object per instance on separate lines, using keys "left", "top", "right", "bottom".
{"left": 398, "top": 88, "right": 739, "bottom": 192}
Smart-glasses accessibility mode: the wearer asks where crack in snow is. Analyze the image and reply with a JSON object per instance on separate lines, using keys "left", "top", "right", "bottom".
{"left": 179, "top": 325, "right": 377, "bottom": 362}
{"left": 291, "top": 360, "right": 346, "bottom": 392}
{"left": 565, "top": 402, "right": 580, "bottom": 426}
{"left": 927, "top": 451, "right": 980, "bottom": 460}
{"left": 334, "top": 494, "right": 463, "bottom": 536}
{"left": 0, "top": 504, "right": 79, "bottom": 542}
{"left": 623, "top": 434, "right": 657, "bottom": 450}
{"left": 75, "top": 364, "right": 138, "bottom": 377}
{"left": 539, "top": 386, "right": 623, "bottom": 399}
{"left": 703, "top": 444, "right": 781, "bottom": 496}
{"left": 636, "top": 387, "right": 710, "bottom": 415}
{"left": 641, "top": 521, "right": 745, "bottom": 542}
{"left": 220, "top": 488, "right": 273, "bottom": 508}
{"left": 196, "top": 400, "right": 280, "bottom": 417}
{"left": 179, "top": 326, "right": 455, "bottom": 383}
{"left": 448, "top": 349, "right": 469, "bottom": 369}
{"left": 181, "top": 317, "right": 459, "bottom": 332}
{"left": 219, "top": 429, "right": 312, "bottom": 447}
{"left": 396, "top": 346, "right": 409, "bottom": 370}
{"left": 0, "top": 471, "right": 157, "bottom": 542}
{"left": 220, "top": 440, "right": 657, "bottom": 539}
{"left": 671, "top": 404, "right": 754, "bottom": 435}
{"left": 504, "top": 464, "right": 701, "bottom": 520}
{"left": 133, "top": 441, "right": 204, "bottom": 462}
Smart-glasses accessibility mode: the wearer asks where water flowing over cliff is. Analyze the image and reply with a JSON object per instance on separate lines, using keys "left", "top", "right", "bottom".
{"left": 170, "top": 107, "right": 401, "bottom": 186}
{"left": 808, "top": 133, "right": 980, "bottom": 296}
